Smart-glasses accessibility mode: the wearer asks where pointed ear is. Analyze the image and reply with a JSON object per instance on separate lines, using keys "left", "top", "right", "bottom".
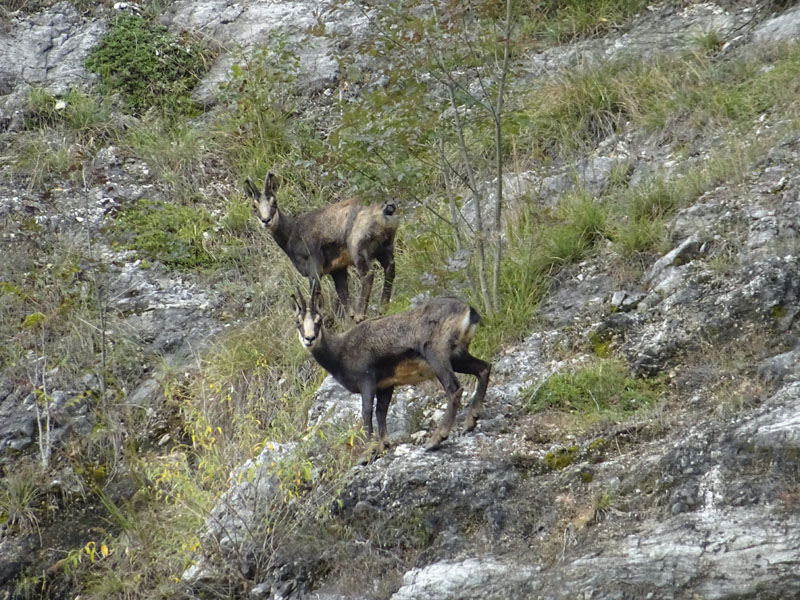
{"left": 265, "top": 172, "right": 281, "bottom": 197}
{"left": 244, "top": 177, "right": 260, "bottom": 199}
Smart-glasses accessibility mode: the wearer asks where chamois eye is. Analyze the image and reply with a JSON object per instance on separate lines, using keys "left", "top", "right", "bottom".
{"left": 314, "top": 316, "right": 322, "bottom": 325}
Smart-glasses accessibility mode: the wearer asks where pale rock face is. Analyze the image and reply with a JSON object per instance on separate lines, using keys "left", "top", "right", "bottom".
{"left": 391, "top": 558, "right": 540, "bottom": 600}
{"left": 162, "top": 0, "right": 371, "bottom": 104}
{"left": 754, "top": 4, "right": 800, "bottom": 44}
{"left": 0, "top": 2, "right": 107, "bottom": 126}
{"left": 307, "top": 375, "right": 413, "bottom": 440}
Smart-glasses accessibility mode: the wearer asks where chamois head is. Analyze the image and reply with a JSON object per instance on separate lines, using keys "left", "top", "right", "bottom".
{"left": 245, "top": 173, "right": 281, "bottom": 230}
{"left": 291, "top": 283, "right": 323, "bottom": 349}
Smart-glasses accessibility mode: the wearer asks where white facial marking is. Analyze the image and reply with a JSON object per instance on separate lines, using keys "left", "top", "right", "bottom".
{"left": 300, "top": 310, "right": 319, "bottom": 348}
{"left": 255, "top": 199, "right": 277, "bottom": 227}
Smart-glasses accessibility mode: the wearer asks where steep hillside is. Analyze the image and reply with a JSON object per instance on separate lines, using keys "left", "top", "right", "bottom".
{"left": 1, "top": 1, "right": 799, "bottom": 599}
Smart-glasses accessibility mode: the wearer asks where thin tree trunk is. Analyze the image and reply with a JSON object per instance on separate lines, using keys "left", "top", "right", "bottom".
{"left": 439, "top": 137, "right": 479, "bottom": 297}
{"left": 446, "top": 82, "right": 493, "bottom": 313}
{"left": 35, "top": 336, "right": 51, "bottom": 469}
{"left": 491, "top": 0, "right": 514, "bottom": 310}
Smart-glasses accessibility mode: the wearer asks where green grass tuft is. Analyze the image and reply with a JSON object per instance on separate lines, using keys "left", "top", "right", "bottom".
{"left": 109, "top": 199, "right": 227, "bottom": 269}
{"left": 524, "top": 358, "right": 665, "bottom": 425}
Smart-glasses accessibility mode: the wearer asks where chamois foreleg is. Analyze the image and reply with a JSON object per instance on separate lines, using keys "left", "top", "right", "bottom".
{"left": 330, "top": 268, "right": 350, "bottom": 320}
{"left": 375, "top": 387, "right": 394, "bottom": 452}
{"left": 359, "top": 380, "right": 377, "bottom": 440}
{"left": 376, "top": 245, "right": 395, "bottom": 311}
{"left": 451, "top": 354, "right": 491, "bottom": 433}
{"left": 423, "top": 353, "right": 464, "bottom": 451}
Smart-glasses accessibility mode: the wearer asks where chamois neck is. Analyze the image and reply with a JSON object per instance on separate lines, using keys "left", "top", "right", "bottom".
{"left": 269, "top": 208, "right": 294, "bottom": 250}
{"left": 309, "top": 327, "right": 346, "bottom": 378}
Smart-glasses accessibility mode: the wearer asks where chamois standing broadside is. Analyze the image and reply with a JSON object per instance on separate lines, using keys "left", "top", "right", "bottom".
{"left": 291, "top": 283, "right": 491, "bottom": 453}
{"left": 246, "top": 173, "right": 398, "bottom": 322}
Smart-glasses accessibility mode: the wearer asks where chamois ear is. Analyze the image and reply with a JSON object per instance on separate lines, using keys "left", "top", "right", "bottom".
{"left": 244, "top": 177, "right": 260, "bottom": 199}
{"left": 264, "top": 172, "right": 281, "bottom": 197}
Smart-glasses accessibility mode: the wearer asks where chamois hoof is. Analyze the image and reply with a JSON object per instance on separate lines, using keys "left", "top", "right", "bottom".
{"left": 359, "top": 439, "right": 390, "bottom": 464}
{"left": 462, "top": 413, "right": 479, "bottom": 434}
{"left": 352, "top": 312, "right": 367, "bottom": 324}
{"left": 424, "top": 431, "right": 448, "bottom": 451}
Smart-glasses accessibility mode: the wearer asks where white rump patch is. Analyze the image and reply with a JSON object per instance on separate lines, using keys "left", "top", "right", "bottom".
{"left": 461, "top": 308, "right": 477, "bottom": 342}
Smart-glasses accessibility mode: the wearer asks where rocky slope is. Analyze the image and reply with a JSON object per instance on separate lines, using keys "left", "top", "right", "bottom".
{"left": 195, "top": 130, "right": 800, "bottom": 598}
{"left": 1, "top": 1, "right": 800, "bottom": 599}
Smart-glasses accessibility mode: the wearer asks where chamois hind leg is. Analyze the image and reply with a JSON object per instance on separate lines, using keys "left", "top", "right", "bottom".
{"left": 375, "top": 387, "right": 394, "bottom": 453}
{"left": 353, "top": 251, "right": 375, "bottom": 323}
{"left": 423, "top": 353, "right": 464, "bottom": 451}
{"left": 451, "top": 354, "right": 491, "bottom": 434}
{"left": 330, "top": 268, "right": 350, "bottom": 320}
{"left": 376, "top": 244, "right": 395, "bottom": 311}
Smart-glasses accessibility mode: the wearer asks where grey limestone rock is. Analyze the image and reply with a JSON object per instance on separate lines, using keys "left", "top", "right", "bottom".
{"left": 754, "top": 4, "right": 800, "bottom": 44}
{"left": 162, "top": 0, "right": 370, "bottom": 105}
{"left": 0, "top": 2, "right": 106, "bottom": 125}
{"left": 391, "top": 558, "right": 539, "bottom": 600}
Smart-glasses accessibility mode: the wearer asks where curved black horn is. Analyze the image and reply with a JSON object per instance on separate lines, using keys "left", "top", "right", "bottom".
{"left": 309, "top": 278, "right": 321, "bottom": 311}
{"left": 293, "top": 280, "right": 307, "bottom": 312}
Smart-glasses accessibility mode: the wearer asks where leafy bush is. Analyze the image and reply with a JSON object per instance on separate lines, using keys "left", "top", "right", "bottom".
{"left": 214, "top": 39, "right": 322, "bottom": 187}
{"left": 85, "top": 13, "right": 210, "bottom": 117}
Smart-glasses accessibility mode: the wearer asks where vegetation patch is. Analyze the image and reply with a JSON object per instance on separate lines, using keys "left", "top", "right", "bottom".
{"left": 24, "top": 88, "right": 115, "bottom": 138}
{"left": 214, "top": 39, "right": 324, "bottom": 189}
{"left": 544, "top": 444, "right": 579, "bottom": 470}
{"left": 524, "top": 359, "right": 665, "bottom": 425}
{"left": 109, "top": 198, "right": 243, "bottom": 269}
{"left": 0, "top": 464, "right": 44, "bottom": 535}
{"left": 85, "top": 13, "right": 211, "bottom": 117}
{"left": 527, "top": 0, "right": 650, "bottom": 44}
{"left": 520, "top": 43, "right": 800, "bottom": 159}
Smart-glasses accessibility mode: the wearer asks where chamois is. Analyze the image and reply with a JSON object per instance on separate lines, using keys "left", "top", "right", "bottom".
{"left": 291, "top": 283, "right": 491, "bottom": 452}
{"left": 246, "top": 173, "right": 398, "bottom": 321}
